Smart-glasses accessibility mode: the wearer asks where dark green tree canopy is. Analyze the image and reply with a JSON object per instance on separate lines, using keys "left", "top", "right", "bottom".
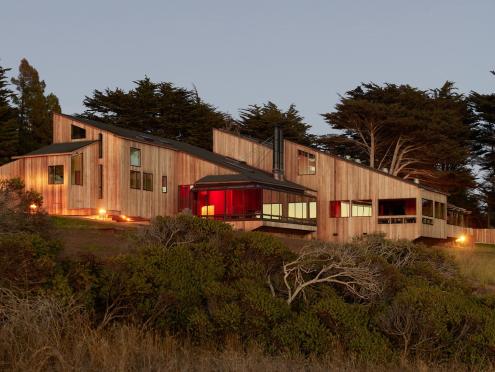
{"left": 320, "top": 82, "right": 475, "bottom": 205}
{"left": 0, "top": 64, "right": 18, "bottom": 164}
{"left": 11, "top": 58, "right": 61, "bottom": 154}
{"left": 81, "top": 77, "right": 231, "bottom": 150}
{"left": 237, "top": 101, "right": 314, "bottom": 146}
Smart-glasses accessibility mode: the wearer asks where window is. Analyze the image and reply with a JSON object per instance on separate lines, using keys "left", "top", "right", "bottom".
{"left": 130, "top": 147, "right": 141, "bottom": 167}
{"left": 288, "top": 202, "right": 307, "bottom": 219}
{"left": 297, "top": 150, "right": 316, "bottom": 175}
{"left": 263, "top": 203, "right": 282, "bottom": 220}
{"left": 48, "top": 165, "right": 64, "bottom": 184}
{"left": 71, "top": 153, "right": 83, "bottom": 185}
{"left": 98, "top": 165, "right": 103, "bottom": 199}
{"left": 378, "top": 199, "right": 416, "bottom": 216}
{"left": 130, "top": 170, "right": 141, "bottom": 189}
{"left": 422, "top": 199, "right": 434, "bottom": 217}
{"left": 162, "top": 176, "right": 167, "bottom": 193}
{"left": 71, "top": 125, "right": 86, "bottom": 139}
{"left": 309, "top": 201, "right": 317, "bottom": 219}
{"left": 143, "top": 173, "right": 153, "bottom": 191}
{"left": 435, "top": 202, "right": 446, "bottom": 220}
{"left": 98, "top": 133, "right": 103, "bottom": 158}
{"left": 330, "top": 201, "right": 350, "bottom": 218}
{"left": 351, "top": 200, "right": 372, "bottom": 217}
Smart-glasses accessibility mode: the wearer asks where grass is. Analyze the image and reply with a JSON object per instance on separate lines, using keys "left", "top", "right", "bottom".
{"left": 444, "top": 243, "right": 495, "bottom": 288}
{"left": 50, "top": 216, "right": 136, "bottom": 258}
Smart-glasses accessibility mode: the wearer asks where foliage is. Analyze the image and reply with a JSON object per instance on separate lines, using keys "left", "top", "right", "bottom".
{"left": 0, "top": 64, "right": 18, "bottom": 165}
{"left": 81, "top": 77, "right": 231, "bottom": 150}
{"left": 0, "top": 213, "right": 494, "bottom": 367}
{"left": 0, "top": 178, "right": 49, "bottom": 234}
{"left": 470, "top": 88, "right": 495, "bottom": 227}
{"left": 320, "top": 82, "right": 475, "bottom": 206}
{"left": 11, "top": 58, "right": 61, "bottom": 154}
{"left": 237, "top": 102, "right": 315, "bottom": 146}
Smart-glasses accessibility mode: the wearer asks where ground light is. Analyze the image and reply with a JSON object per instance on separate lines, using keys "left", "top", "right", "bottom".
{"left": 98, "top": 208, "right": 107, "bottom": 219}
{"left": 29, "top": 203, "right": 38, "bottom": 213}
{"left": 456, "top": 235, "right": 467, "bottom": 244}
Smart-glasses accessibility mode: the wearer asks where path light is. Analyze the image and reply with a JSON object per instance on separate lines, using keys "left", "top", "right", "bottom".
{"left": 98, "top": 208, "right": 107, "bottom": 218}
{"left": 29, "top": 203, "right": 38, "bottom": 213}
{"left": 456, "top": 235, "right": 467, "bottom": 244}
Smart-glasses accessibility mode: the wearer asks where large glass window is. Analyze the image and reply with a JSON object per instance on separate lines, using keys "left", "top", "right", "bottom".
{"left": 288, "top": 202, "right": 308, "bottom": 219}
{"left": 330, "top": 201, "right": 350, "bottom": 218}
{"left": 71, "top": 125, "right": 86, "bottom": 139}
{"left": 71, "top": 153, "right": 83, "bottom": 186}
{"left": 422, "top": 199, "right": 434, "bottom": 217}
{"left": 263, "top": 203, "right": 282, "bottom": 220}
{"left": 297, "top": 150, "right": 316, "bottom": 175}
{"left": 130, "top": 170, "right": 141, "bottom": 189}
{"left": 352, "top": 200, "right": 372, "bottom": 217}
{"left": 309, "top": 201, "right": 317, "bottom": 219}
{"left": 143, "top": 173, "right": 153, "bottom": 191}
{"left": 130, "top": 147, "right": 141, "bottom": 167}
{"left": 378, "top": 199, "right": 416, "bottom": 216}
{"left": 48, "top": 165, "right": 64, "bottom": 184}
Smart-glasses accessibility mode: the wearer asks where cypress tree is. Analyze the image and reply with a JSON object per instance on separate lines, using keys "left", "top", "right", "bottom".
{"left": 0, "top": 65, "right": 18, "bottom": 164}
{"left": 11, "top": 58, "right": 60, "bottom": 154}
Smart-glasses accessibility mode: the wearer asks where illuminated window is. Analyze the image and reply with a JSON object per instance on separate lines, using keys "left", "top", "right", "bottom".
{"left": 288, "top": 202, "right": 307, "bottom": 219}
{"left": 351, "top": 200, "right": 372, "bottom": 217}
{"left": 71, "top": 125, "right": 86, "bottom": 139}
{"left": 422, "top": 199, "right": 433, "bottom": 217}
{"left": 130, "top": 147, "right": 141, "bottom": 167}
{"left": 309, "top": 201, "right": 317, "bottom": 218}
{"left": 201, "top": 205, "right": 215, "bottom": 216}
{"left": 263, "top": 203, "right": 282, "bottom": 220}
{"left": 71, "top": 153, "right": 83, "bottom": 186}
{"left": 330, "top": 201, "right": 350, "bottom": 218}
{"left": 48, "top": 165, "right": 64, "bottom": 184}
{"left": 130, "top": 170, "right": 141, "bottom": 189}
{"left": 143, "top": 173, "right": 153, "bottom": 191}
{"left": 162, "top": 176, "right": 167, "bottom": 193}
{"left": 297, "top": 150, "right": 316, "bottom": 175}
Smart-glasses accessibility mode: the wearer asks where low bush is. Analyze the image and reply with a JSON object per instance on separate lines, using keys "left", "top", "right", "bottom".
{"left": 1, "top": 215, "right": 494, "bottom": 369}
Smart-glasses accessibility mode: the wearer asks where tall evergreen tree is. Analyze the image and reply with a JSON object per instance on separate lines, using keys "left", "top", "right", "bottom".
{"left": 238, "top": 102, "right": 314, "bottom": 145}
{"left": 0, "top": 64, "right": 18, "bottom": 164}
{"left": 82, "top": 77, "right": 230, "bottom": 150}
{"left": 470, "top": 85, "right": 495, "bottom": 227}
{"left": 11, "top": 58, "right": 61, "bottom": 154}
{"left": 321, "top": 82, "right": 475, "bottom": 206}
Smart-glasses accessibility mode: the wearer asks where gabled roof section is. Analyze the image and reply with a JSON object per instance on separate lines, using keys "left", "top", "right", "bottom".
{"left": 14, "top": 140, "right": 97, "bottom": 158}
{"left": 58, "top": 114, "right": 310, "bottom": 194}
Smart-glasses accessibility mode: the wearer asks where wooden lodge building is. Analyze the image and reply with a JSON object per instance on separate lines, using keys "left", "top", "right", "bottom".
{"left": 0, "top": 113, "right": 472, "bottom": 242}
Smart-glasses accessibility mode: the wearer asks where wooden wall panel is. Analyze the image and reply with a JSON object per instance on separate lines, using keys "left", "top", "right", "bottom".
{"left": 0, "top": 159, "right": 25, "bottom": 180}
{"left": 213, "top": 129, "right": 273, "bottom": 173}
{"left": 474, "top": 229, "right": 495, "bottom": 244}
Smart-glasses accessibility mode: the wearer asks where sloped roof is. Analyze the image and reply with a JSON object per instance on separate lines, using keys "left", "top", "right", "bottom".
{"left": 15, "top": 140, "right": 96, "bottom": 157}
{"left": 59, "top": 114, "right": 309, "bottom": 194}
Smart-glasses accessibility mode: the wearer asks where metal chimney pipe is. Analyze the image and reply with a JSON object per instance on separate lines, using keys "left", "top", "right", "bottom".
{"left": 272, "top": 125, "right": 284, "bottom": 180}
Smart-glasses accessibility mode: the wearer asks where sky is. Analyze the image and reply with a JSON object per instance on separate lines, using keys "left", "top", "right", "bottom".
{"left": 1, "top": 0, "right": 494, "bottom": 135}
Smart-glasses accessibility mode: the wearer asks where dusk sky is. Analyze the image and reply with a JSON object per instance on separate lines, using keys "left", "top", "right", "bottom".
{"left": 1, "top": 0, "right": 494, "bottom": 134}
